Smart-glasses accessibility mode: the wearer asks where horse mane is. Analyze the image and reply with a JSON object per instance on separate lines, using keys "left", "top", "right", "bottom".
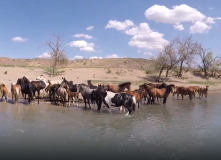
{"left": 118, "top": 82, "right": 131, "bottom": 87}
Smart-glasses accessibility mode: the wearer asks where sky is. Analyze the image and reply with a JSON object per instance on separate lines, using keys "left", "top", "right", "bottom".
{"left": 0, "top": 0, "right": 221, "bottom": 60}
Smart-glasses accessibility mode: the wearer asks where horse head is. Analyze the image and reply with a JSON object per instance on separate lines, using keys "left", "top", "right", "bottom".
{"left": 21, "top": 76, "right": 30, "bottom": 83}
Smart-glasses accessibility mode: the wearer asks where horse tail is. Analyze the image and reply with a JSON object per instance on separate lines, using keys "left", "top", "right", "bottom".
{"left": 132, "top": 96, "right": 136, "bottom": 105}
{"left": 131, "top": 96, "right": 136, "bottom": 111}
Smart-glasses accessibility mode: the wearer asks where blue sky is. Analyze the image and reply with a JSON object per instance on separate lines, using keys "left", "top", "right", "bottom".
{"left": 0, "top": 0, "right": 221, "bottom": 59}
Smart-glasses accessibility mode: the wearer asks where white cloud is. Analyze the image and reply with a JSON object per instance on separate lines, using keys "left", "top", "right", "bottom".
{"left": 86, "top": 26, "right": 94, "bottom": 30}
{"left": 190, "top": 21, "right": 211, "bottom": 33}
{"left": 73, "top": 55, "right": 84, "bottom": 60}
{"left": 138, "top": 50, "right": 141, "bottom": 53}
{"left": 38, "top": 52, "right": 51, "bottom": 58}
{"left": 144, "top": 52, "right": 153, "bottom": 56}
{"left": 125, "top": 23, "right": 168, "bottom": 51}
{"left": 89, "top": 56, "right": 103, "bottom": 59}
{"left": 73, "top": 34, "right": 93, "bottom": 39}
{"left": 144, "top": 4, "right": 205, "bottom": 24}
{"left": 173, "top": 24, "right": 184, "bottom": 30}
{"left": 144, "top": 4, "right": 221, "bottom": 34}
{"left": 12, "top": 37, "right": 27, "bottom": 42}
{"left": 106, "top": 54, "right": 119, "bottom": 58}
{"left": 105, "top": 20, "right": 134, "bottom": 30}
{"left": 209, "top": 7, "right": 214, "bottom": 10}
{"left": 69, "top": 40, "right": 95, "bottom": 52}
{"left": 205, "top": 17, "right": 221, "bottom": 24}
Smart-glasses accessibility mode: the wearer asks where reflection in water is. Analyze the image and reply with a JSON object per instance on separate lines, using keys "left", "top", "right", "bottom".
{"left": 0, "top": 93, "right": 221, "bottom": 160}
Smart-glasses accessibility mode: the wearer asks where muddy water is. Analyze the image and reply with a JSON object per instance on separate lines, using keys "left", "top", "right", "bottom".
{"left": 0, "top": 93, "right": 221, "bottom": 160}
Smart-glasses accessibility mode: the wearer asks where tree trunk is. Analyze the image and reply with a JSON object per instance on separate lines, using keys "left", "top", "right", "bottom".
{"left": 165, "top": 69, "right": 170, "bottom": 78}
{"left": 178, "top": 60, "right": 184, "bottom": 77}
{"left": 203, "top": 64, "right": 207, "bottom": 78}
{"left": 158, "top": 65, "right": 165, "bottom": 79}
{"left": 52, "top": 62, "right": 57, "bottom": 76}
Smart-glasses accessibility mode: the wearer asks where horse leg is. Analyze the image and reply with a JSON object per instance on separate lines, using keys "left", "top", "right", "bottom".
{"left": 163, "top": 96, "right": 167, "bottom": 104}
{"left": 83, "top": 98, "right": 87, "bottom": 108}
{"left": 87, "top": 99, "right": 91, "bottom": 108}
{"left": 37, "top": 90, "right": 40, "bottom": 104}
{"left": 68, "top": 95, "right": 70, "bottom": 106}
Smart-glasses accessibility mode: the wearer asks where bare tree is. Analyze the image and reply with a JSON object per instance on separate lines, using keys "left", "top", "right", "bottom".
{"left": 197, "top": 46, "right": 221, "bottom": 78}
{"left": 176, "top": 35, "right": 199, "bottom": 77}
{"left": 163, "top": 40, "right": 179, "bottom": 78}
{"left": 42, "top": 33, "right": 68, "bottom": 76}
{"left": 154, "top": 52, "right": 168, "bottom": 79}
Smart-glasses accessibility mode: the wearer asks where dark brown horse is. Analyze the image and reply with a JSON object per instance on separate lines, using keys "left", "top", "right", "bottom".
{"left": 87, "top": 80, "right": 97, "bottom": 89}
{"left": 21, "top": 76, "right": 46, "bottom": 104}
{"left": 103, "top": 82, "right": 131, "bottom": 93}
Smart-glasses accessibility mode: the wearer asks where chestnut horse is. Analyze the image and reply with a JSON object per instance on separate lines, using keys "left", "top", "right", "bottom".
{"left": 174, "top": 86, "right": 194, "bottom": 100}
{"left": 0, "top": 84, "right": 8, "bottom": 101}
{"left": 124, "top": 89, "right": 148, "bottom": 110}
{"left": 199, "top": 86, "right": 209, "bottom": 98}
{"left": 189, "top": 86, "right": 200, "bottom": 98}
{"left": 103, "top": 82, "right": 131, "bottom": 93}
{"left": 141, "top": 84, "right": 175, "bottom": 104}
{"left": 139, "top": 82, "right": 167, "bottom": 104}
{"left": 66, "top": 89, "right": 79, "bottom": 106}
{"left": 11, "top": 84, "right": 21, "bottom": 105}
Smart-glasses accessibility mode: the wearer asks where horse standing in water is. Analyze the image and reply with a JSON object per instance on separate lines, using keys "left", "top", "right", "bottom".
{"left": 0, "top": 84, "right": 8, "bottom": 101}
{"left": 11, "top": 84, "right": 21, "bottom": 105}
{"left": 61, "top": 77, "right": 79, "bottom": 92}
{"left": 92, "top": 86, "right": 136, "bottom": 115}
{"left": 103, "top": 82, "right": 131, "bottom": 93}
{"left": 16, "top": 78, "right": 34, "bottom": 104}
{"left": 21, "top": 76, "right": 46, "bottom": 104}
{"left": 140, "top": 84, "right": 175, "bottom": 104}
{"left": 78, "top": 84, "right": 95, "bottom": 109}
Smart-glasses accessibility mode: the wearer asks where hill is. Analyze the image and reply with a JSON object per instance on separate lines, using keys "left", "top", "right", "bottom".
{"left": 0, "top": 57, "right": 152, "bottom": 70}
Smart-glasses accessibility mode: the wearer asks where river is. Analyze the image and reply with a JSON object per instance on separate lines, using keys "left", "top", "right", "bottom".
{"left": 0, "top": 93, "right": 221, "bottom": 160}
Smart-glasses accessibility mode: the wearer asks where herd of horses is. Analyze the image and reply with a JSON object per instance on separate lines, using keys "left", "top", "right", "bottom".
{"left": 0, "top": 75, "right": 209, "bottom": 115}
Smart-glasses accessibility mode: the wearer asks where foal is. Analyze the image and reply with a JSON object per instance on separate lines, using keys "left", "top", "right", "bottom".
{"left": 0, "top": 84, "right": 8, "bottom": 101}
{"left": 11, "top": 84, "right": 21, "bottom": 105}
{"left": 66, "top": 89, "right": 79, "bottom": 106}
{"left": 199, "top": 86, "right": 209, "bottom": 98}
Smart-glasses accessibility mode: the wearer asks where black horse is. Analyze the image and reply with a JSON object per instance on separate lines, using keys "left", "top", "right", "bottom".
{"left": 16, "top": 78, "right": 34, "bottom": 103}
{"left": 61, "top": 77, "right": 79, "bottom": 92}
{"left": 87, "top": 80, "right": 97, "bottom": 89}
{"left": 21, "top": 76, "right": 46, "bottom": 104}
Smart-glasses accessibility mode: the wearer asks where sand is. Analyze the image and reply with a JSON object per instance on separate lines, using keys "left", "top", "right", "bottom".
{"left": 0, "top": 66, "right": 220, "bottom": 98}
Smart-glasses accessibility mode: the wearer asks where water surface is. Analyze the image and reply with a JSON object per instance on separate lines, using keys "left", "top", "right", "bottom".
{"left": 0, "top": 93, "right": 221, "bottom": 160}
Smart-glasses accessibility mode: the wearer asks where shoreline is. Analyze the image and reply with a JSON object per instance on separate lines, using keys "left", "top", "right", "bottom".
{"left": 0, "top": 66, "right": 220, "bottom": 94}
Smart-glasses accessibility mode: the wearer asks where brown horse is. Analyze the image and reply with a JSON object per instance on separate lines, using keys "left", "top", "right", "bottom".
{"left": 0, "top": 84, "right": 8, "bottom": 101}
{"left": 174, "top": 86, "right": 194, "bottom": 100}
{"left": 189, "top": 86, "right": 200, "bottom": 98}
{"left": 141, "top": 84, "right": 175, "bottom": 104}
{"left": 139, "top": 82, "right": 167, "bottom": 104}
{"left": 11, "top": 84, "right": 21, "bottom": 105}
{"left": 199, "top": 86, "right": 209, "bottom": 98}
{"left": 103, "top": 82, "right": 131, "bottom": 93}
{"left": 66, "top": 89, "right": 79, "bottom": 106}
{"left": 124, "top": 89, "right": 147, "bottom": 110}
